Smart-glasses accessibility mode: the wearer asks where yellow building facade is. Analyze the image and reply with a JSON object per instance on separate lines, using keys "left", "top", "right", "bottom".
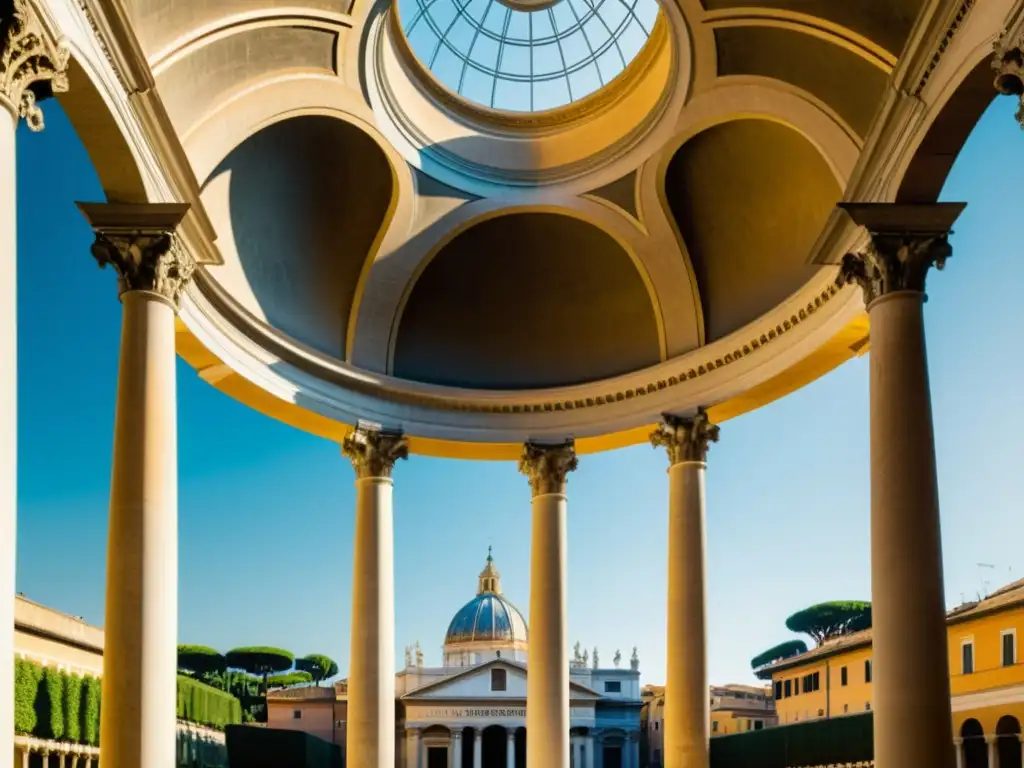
{"left": 762, "top": 579, "right": 1024, "bottom": 767}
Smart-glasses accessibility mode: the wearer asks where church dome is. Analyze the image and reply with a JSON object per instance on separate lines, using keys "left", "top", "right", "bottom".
{"left": 444, "top": 549, "right": 528, "bottom": 645}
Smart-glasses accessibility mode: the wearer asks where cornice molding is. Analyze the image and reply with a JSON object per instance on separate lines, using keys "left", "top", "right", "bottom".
{"left": 1, "top": 0, "right": 70, "bottom": 130}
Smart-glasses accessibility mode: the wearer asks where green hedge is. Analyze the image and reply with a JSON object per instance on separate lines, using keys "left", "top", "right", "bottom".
{"left": 177, "top": 675, "right": 243, "bottom": 730}
{"left": 12, "top": 657, "right": 241, "bottom": 745}
{"left": 710, "top": 713, "right": 874, "bottom": 768}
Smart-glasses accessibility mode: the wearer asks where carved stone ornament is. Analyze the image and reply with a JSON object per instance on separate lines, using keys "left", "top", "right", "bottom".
{"left": 342, "top": 426, "right": 408, "bottom": 479}
{"left": 90, "top": 231, "right": 196, "bottom": 309}
{"left": 835, "top": 234, "right": 952, "bottom": 306}
{"left": 994, "top": 22, "right": 1024, "bottom": 128}
{"left": 650, "top": 409, "right": 719, "bottom": 465}
{"left": 518, "top": 440, "right": 577, "bottom": 496}
{"left": 0, "top": 0, "right": 70, "bottom": 131}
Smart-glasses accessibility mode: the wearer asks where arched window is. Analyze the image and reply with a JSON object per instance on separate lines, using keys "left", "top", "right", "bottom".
{"left": 961, "top": 718, "right": 987, "bottom": 768}
{"left": 997, "top": 716, "right": 1021, "bottom": 768}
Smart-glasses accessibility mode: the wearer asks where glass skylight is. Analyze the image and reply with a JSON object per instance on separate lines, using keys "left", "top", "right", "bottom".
{"left": 397, "top": 0, "right": 660, "bottom": 113}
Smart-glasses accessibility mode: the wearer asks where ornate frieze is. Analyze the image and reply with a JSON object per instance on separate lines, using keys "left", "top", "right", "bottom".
{"left": 518, "top": 441, "right": 577, "bottom": 496}
{"left": 994, "top": 8, "right": 1024, "bottom": 127}
{"left": 90, "top": 231, "right": 195, "bottom": 308}
{"left": 342, "top": 425, "right": 408, "bottom": 479}
{"left": 0, "top": 0, "right": 69, "bottom": 130}
{"left": 836, "top": 236, "right": 951, "bottom": 306}
{"left": 650, "top": 409, "right": 719, "bottom": 465}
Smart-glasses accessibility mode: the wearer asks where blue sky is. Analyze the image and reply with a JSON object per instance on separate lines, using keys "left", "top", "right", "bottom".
{"left": 12, "top": 96, "right": 1023, "bottom": 688}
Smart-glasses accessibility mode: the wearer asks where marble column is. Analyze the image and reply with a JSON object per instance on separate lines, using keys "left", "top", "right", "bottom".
{"left": 453, "top": 732, "right": 463, "bottom": 768}
{"left": 987, "top": 736, "right": 999, "bottom": 768}
{"left": 473, "top": 729, "right": 482, "bottom": 768}
{"left": 953, "top": 738, "right": 963, "bottom": 768}
{"left": 342, "top": 426, "right": 407, "bottom": 768}
{"left": 519, "top": 441, "right": 577, "bottom": 768}
{"left": 837, "top": 202, "right": 966, "bottom": 768}
{"left": 0, "top": 7, "right": 68, "bottom": 761}
{"left": 77, "top": 203, "right": 194, "bottom": 768}
{"left": 506, "top": 729, "right": 516, "bottom": 768}
{"left": 651, "top": 412, "right": 717, "bottom": 768}
{"left": 584, "top": 736, "right": 595, "bottom": 768}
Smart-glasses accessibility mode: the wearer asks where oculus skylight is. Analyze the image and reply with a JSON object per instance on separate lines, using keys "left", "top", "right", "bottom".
{"left": 397, "top": 0, "right": 660, "bottom": 113}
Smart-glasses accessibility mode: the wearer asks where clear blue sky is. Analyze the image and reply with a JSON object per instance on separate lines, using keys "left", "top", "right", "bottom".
{"left": 13, "top": 96, "right": 1023, "bottom": 689}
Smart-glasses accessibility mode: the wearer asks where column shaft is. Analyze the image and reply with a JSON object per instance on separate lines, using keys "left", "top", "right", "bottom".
{"left": 453, "top": 734, "right": 463, "bottom": 768}
{"left": 506, "top": 731, "right": 516, "bottom": 768}
{"left": 0, "top": 106, "right": 15, "bottom": 768}
{"left": 584, "top": 736, "right": 594, "bottom": 768}
{"left": 347, "top": 476, "right": 396, "bottom": 768}
{"left": 100, "top": 290, "right": 179, "bottom": 768}
{"left": 665, "top": 460, "right": 708, "bottom": 768}
{"left": 527, "top": 490, "right": 570, "bottom": 768}
{"left": 868, "top": 291, "right": 953, "bottom": 768}
{"left": 473, "top": 731, "right": 482, "bottom": 768}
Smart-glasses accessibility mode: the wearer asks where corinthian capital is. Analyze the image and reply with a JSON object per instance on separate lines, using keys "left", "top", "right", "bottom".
{"left": 650, "top": 409, "right": 718, "bottom": 465}
{"left": 1, "top": 0, "right": 69, "bottom": 130}
{"left": 343, "top": 425, "right": 408, "bottom": 479}
{"left": 835, "top": 203, "right": 966, "bottom": 306}
{"left": 518, "top": 440, "right": 577, "bottom": 496}
{"left": 78, "top": 203, "right": 195, "bottom": 309}
{"left": 994, "top": 16, "right": 1024, "bottom": 128}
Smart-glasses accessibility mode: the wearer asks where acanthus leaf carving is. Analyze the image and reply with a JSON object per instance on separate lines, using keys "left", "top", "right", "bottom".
{"left": 835, "top": 235, "right": 951, "bottom": 306}
{"left": 342, "top": 425, "right": 408, "bottom": 479}
{"left": 90, "top": 231, "right": 196, "bottom": 309}
{"left": 0, "top": 0, "right": 69, "bottom": 131}
{"left": 650, "top": 409, "right": 718, "bottom": 465}
{"left": 518, "top": 440, "right": 577, "bottom": 496}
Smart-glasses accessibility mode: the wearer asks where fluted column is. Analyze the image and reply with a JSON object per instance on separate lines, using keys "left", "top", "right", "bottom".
{"left": 506, "top": 729, "right": 516, "bottom": 768}
{"left": 343, "top": 426, "right": 407, "bottom": 768}
{"left": 1, "top": 7, "right": 69, "bottom": 761}
{"left": 519, "top": 441, "right": 577, "bottom": 768}
{"left": 837, "top": 202, "right": 966, "bottom": 768}
{"left": 77, "top": 203, "right": 194, "bottom": 768}
{"left": 651, "top": 412, "right": 717, "bottom": 768}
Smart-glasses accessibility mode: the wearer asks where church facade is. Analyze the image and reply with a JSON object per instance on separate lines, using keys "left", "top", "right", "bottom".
{"left": 268, "top": 552, "right": 642, "bottom": 768}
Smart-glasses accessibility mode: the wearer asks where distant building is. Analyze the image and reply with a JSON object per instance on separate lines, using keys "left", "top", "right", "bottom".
{"left": 757, "top": 578, "right": 1024, "bottom": 767}
{"left": 641, "top": 683, "right": 777, "bottom": 767}
{"left": 269, "top": 551, "right": 643, "bottom": 768}
{"left": 11, "top": 595, "right": 226, "bottom": 767}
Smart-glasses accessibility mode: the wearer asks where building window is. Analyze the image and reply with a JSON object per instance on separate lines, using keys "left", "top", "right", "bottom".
{"left": 793, "top": 678, "right": 800, "bottom": 696}
{"left": 491, "top": 668, "right": 507, "bottom": 691}
{"left": 817, "top": 709, "right": 824, "bottom": 717}
{"left": 774, "top": 681, "right": 783, "bottom": 699}
{"left": 865, "top": 702, "right": 871, "bottom": 711}
{"left": 962, "top": 641, "right": 974, "bottom": 675}
{"left": 783, "top": 679, "right": 791, "bottom": 698}
{"left": 843, "top": 704, "right": 849, "bottom": 714}
{"left": 604, "top": 681, "right": 622, "bottom": 693}
{"left": 864, "top": 659, "right": 872, "bottom": 683}
{"left": 754, "top": 721, "right": 763, "bottom": 731}
{"left": 840, "top": 666, "right": 848, "bottom": 686}
{"left": 292, "top": 710, "right": 302, "bottom": 720}
{"left": 712, "top": 721, "right": 718, "bottom": 733}
{"left": 654, "top": 722, "right": 659, "bottom": 731}
{"left": 1002, "top": 630, "right": 1016, "bottom": 667}
{"left": 812, "top": 671, "right": 820, "bottom": 691}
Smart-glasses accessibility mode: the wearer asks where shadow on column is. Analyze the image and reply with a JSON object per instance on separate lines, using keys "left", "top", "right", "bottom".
{"left": 962, "top": 719, "right": 987, "bottom": 768}
{"left": 997, "top": 716, "right": 1021, "bottom": 768}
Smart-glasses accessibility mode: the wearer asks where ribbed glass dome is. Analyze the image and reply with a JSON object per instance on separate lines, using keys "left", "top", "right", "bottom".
{"left": 396, "top": 0, "right": 660, "bottom": 112}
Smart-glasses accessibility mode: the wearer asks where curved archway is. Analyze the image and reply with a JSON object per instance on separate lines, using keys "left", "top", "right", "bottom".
{"left": 392, "top": 211, "right": 661, "bottom": 388}
{"left": 422, "top": 725, "right": 452, "bottom": 768}
{"left": 201, "top": 114, "right": 395, "bottom": 359}
{"left": 663, "top": 118, "right": 840, "bottom": 342}
{"left": 962, "top": 718, "right": 987, "bottom": 768}
{"left": 482, "top": 725, "right": 507, "bottom": 768}
{"left": 997, "top": 716, "right": 1021, "bottom": 768}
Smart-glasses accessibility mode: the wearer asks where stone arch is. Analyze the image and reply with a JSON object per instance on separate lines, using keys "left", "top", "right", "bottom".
{"left": 961, "top": 718, "right": 987, "bottom": 768}
{"left": 997, "top": 715, "right": 1021, "bottom": 768}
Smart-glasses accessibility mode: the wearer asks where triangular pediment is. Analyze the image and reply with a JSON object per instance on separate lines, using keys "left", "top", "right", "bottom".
{"left": 402, "top": 659, "right": 600, "bottom": 701}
